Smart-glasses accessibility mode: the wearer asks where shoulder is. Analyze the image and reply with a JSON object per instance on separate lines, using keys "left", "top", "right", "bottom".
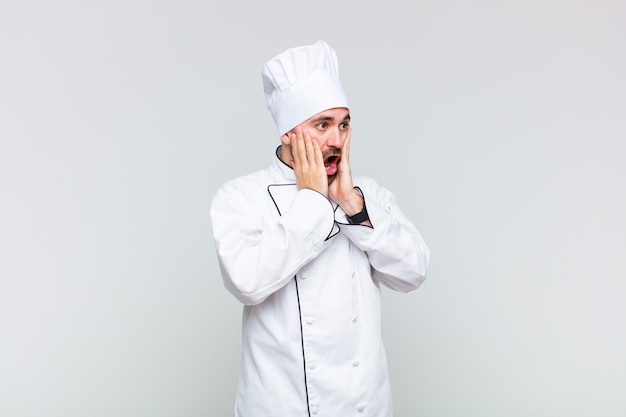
{"left": 352, "top": 174, "right": 377, "bottom": 187}
{"left": 352, "top": 174, "right": 385, "bottom": 195}
{"left": 216, "top": 165, "right": 275, "bottom": 193}
{"left": 212, "top": 167, "right": 273, "bottom": 206}
{"left": 352, "top": 174, "right": 397, "bottom": 206}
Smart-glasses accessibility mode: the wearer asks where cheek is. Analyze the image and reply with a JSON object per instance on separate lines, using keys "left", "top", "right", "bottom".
{"left": 308, "top": 129, "right": 327, "bottom": 146}
{"left": 338, "top": 134, "right": 349, "bottom": 148}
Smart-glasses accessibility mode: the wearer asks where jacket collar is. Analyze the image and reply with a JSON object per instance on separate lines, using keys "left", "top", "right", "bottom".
{"left": 267, "top": 146, "right": 297, "bottom": 217}
{"left": 271, "top": 146, "right": 296, "bottom": 183}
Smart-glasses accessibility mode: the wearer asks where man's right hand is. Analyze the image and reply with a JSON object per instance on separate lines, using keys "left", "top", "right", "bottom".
{"left": 289, "top": 128, "right": 328, "bottom": 197}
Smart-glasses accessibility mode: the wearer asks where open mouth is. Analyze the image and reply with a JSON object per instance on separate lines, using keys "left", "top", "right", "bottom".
{"left": 324, "top": 154, "right": 340, "bottom": 168}
{"left": 323, "top": 153, "right": 340, "bottom": 177}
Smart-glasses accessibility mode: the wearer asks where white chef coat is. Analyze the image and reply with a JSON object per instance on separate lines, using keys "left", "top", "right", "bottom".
{"left": 210, "top": 151, "right": 430, "bottom": 417}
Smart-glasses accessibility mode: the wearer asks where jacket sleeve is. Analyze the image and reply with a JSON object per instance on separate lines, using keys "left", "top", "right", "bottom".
{"left": 338, "top": 178, "right": 430, "bottom": 292}
{"left": 210, "top": 179, "right": 336, "bottom": 305}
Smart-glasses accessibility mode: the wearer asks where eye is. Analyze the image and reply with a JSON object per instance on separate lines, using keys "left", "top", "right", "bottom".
{"left": 339, "top": 122, "right": 350, "bottom": 130}
{"left": 316, "top": 122, "right": 327, "bottom": 130}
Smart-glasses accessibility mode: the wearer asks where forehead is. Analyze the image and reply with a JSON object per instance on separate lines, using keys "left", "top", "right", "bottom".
{"left": 303, "top": 107, "right": 350, "bottom": 124}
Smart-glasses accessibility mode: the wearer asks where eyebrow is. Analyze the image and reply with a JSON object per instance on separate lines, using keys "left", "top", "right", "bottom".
{"left": 310, "top": 113, "right": 351, "bottom": 123}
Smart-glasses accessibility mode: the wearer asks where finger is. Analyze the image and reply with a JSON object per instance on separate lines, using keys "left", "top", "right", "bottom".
{"left": 338, "top": 127, "right": 352, "bottom": 169}
{"left": 292, "top": 129, "right": 304, "bottom": 165}
{"left": 343, "top": 127, "right": 352, "bottom": 158}
{"left": 288, "top": 131, "right": 297, "bottom": 167}
{"left": 298, "top": 129, "right": 312, "bottom": 174}
{"left": 311, "top": 137, "right": 324, "bottom": 167}
{"left": 290, "top": 131, "right": 299, "bottom": 165}
{"left": 302, "top": 129, "right": 315, "bottom": 162}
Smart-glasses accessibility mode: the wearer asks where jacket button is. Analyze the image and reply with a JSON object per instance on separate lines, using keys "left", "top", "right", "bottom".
{"left": 357, "top": 405, "right": 365, "bottom": 412}
{"left": 352, "top": 360, "right": 360, "bottom": 367}
{"left": 305, "top": 316, "right": 314, "bottom": 325}
{"left": 300, "top": 272, "right": 308, "bottom": 280}
{"left": 311, "top": 406, "right": 318, "bottom": 414}
{"left": 352, "top": 315, "right": 358, "bottom": 322}
{"left": 309, "top": 363, "right": 316, "bottom": 370}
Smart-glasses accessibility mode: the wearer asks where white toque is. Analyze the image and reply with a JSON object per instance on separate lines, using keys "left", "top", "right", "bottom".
{"left": 262, "top": 40, "right": 349, "bottom": 136}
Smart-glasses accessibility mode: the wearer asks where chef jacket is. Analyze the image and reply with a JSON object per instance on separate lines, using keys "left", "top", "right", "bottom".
{"left": 210, "top": 150, "right": 430, "bottom": 417}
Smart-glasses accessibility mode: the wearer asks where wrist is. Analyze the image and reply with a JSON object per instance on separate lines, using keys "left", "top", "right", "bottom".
{"left": 340, "top": 192, "right": 363, "bottom": 216}
{"left": 347, "top": 204, "right": 369, "bottom": 225}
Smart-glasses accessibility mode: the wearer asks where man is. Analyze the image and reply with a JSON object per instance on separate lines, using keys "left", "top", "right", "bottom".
{"left": 210, "top": 40, "right": 430, "bottom": 417}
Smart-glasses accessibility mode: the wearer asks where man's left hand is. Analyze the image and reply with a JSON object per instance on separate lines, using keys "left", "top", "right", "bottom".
{"left": 328, "top": 128, "right": 365, "bottom": 217}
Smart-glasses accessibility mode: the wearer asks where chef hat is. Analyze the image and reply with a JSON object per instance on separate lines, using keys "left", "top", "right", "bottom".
{"left": 262, "top": 40, "right": 349, "bottom": 136}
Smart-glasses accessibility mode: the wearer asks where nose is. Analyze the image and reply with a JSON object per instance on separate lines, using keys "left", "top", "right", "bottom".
{"left": 326, "top": 127, "right": 342, "bottom": 148}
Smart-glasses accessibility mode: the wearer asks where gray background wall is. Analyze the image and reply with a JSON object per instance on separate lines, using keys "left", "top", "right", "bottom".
{"left": 1, "top": 1, "right": 625, "bottom": 416}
